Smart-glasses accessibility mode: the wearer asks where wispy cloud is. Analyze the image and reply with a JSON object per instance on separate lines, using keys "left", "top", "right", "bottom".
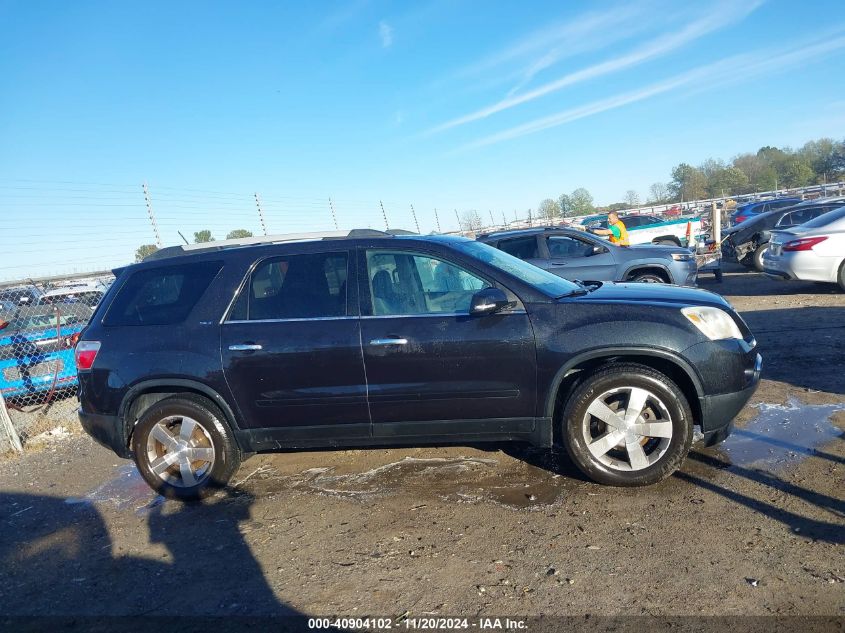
{"left": 454, "top": 3, "right": 649, "bottom": 80}
{"left": 430, "top": 0, "right": 763, "bottom": 135}
{"left": 379, "top": 20, "right": 394, "bottom": 48}
{"left": 458, "top": 32, "right": 845, "bottom": 151}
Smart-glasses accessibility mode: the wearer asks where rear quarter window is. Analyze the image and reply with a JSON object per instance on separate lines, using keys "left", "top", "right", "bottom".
{"left": 103, "top": 261, "right": 222, "bottom": 326}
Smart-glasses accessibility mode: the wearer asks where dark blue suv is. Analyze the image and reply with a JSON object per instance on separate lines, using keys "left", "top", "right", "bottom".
{"left": 76, "top": 231, "right": 761, "bottom": 499}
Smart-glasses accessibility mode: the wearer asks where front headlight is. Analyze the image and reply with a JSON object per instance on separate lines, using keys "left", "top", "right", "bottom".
{"left": 681, "top": 306, "right": 743, "bottom": 340}
{"left": 671, "top": 252, "right": 693, "bottom": 262}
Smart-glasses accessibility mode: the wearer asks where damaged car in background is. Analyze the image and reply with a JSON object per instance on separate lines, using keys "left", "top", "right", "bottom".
{"left": 763, "top": 204, "right": 845, "bottom": 291}
{"left": 721, "top": 197, "right": 845, "bottom": 271}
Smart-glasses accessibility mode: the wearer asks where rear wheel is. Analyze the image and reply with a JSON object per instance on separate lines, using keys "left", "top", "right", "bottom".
{"left": 561, "top": 364, "right": 693, "bottom": 486}
{"left": 838, "top": 261, "right": 845, "bottom": 292}
{"left": 131, "top": 395, "right": 242, "bottom": 500}
{"left": 753, "top": 243, "right": 768, "bottom": 272}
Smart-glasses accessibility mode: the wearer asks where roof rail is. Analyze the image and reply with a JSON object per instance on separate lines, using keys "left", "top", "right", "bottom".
{"left": 143, "top": 229, "right": 397, "bottom": 262}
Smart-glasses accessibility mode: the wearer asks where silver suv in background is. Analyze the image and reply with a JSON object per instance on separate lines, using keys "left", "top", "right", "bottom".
{"left": 478, "top": 227, "right": 698, "bottom": 285}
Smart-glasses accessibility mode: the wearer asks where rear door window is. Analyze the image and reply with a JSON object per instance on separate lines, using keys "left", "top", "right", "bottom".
{"left": 497, "top": 236, "right": 540, "bottom": 259}
{"left": 229, "top": 252, "right": 348, "bottom": 321}
{"left": 104, "top": 261, "right": 222, "bottom": 326}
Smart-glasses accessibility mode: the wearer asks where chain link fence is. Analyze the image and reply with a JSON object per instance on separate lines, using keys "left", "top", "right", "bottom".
{"left": 1, "top": 280, "right": 110, "bottom": 451}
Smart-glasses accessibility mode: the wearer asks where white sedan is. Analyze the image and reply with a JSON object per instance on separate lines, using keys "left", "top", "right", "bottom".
{"left": 762, "top": 205, "right": 845, "bottom": 291}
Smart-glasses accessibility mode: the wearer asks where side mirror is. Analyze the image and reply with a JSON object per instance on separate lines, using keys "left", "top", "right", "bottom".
{"left": 469, "top": 287, "right": 510, "bottom": 316}
{"left": 589, "top": 245, "right": 605, "bottom": 256}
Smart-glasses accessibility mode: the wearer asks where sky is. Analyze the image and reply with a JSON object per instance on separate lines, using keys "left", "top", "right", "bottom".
{"left": 2, "top": 0, "right": 845, "bottom": 279}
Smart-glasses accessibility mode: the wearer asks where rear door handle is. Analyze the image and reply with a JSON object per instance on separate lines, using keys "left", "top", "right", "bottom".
{"left": 228, "top": 344, "right": 263, "bottom": 351}
{"left": 369, "top": 338, "right": 408, "bottom": 346}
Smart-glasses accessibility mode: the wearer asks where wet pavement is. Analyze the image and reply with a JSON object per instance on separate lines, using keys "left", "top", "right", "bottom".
{"left": 714, "top": 398, "right": 845, "bottom": 472}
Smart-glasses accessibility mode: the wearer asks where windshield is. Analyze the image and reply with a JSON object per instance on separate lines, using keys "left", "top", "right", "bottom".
{"left": 453, "top": 240, "right": 580, "bottom": 297}
{"left": 797, "top": 205, "right": 845, "bottom": 229}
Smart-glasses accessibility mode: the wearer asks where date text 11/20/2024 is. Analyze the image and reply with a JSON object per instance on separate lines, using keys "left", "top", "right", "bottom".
{"left": 308, "top": 617, "right": 528, "bottom": 630}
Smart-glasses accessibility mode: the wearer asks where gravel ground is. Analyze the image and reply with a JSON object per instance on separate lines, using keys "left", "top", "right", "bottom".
{"left": 1, "top": 265, "right": 843, "bottom": 624}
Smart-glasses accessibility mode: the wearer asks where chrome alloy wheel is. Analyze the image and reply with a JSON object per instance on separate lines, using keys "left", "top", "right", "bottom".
{"left": 581, "top": 386, "right": 673, "bottom": 471}
{"left": 145, "top": 415, "right": 215, "bottom": 487}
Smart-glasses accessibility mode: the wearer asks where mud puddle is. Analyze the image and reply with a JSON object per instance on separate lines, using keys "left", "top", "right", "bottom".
{"left": 65, "top": 464, "right": 164, "bottom": 514}
{"left": 714, "top": 397, "right": 844, "bottom": 471}
{"left": 252, "top": 454, "right": 569, "bottom": 509}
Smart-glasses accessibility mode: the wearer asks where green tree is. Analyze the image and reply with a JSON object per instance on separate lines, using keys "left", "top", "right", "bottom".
{"left": 226, "top": 229, "right": 254, "bottom": 239}
{"left": 707, "top": 166, "right": 749, "bottom": 197}
{"left": 134, "top": 244, "right": 158, "bottom": 262}
{"left": 538, "top": 198, "right": 561, "bottom": 222}
{"left": 780, "top": 158, "right": 815, "bottom": 188}
{"left": 623, "top": 190, "right": 640, "bottom": 207}
{"left": 570, "top": 188, "right": 594, "bottom": 215}
{"left": 557, "top": 193, "right": 573, "bottom": 217}
{"left": 670, "top": 163, "right": 707, "bottom": 201}
{"left": 194, "top": 229, "right": 215, "bottom": 243}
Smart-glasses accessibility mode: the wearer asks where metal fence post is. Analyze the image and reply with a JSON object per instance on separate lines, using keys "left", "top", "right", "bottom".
{"left": 0, "top": 392, "right": 23, "bottom": 454}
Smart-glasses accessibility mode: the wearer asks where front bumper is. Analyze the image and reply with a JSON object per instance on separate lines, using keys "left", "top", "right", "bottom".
{"left": 698, "top": 353, "right": 762, "bottom": 446}
{"left": 79, "top": 409, "right": 131, "bottom": 458}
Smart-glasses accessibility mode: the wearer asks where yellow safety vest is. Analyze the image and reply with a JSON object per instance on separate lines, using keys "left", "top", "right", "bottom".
{"left": 609, "top": 220, "right": 629, "bottom": 246}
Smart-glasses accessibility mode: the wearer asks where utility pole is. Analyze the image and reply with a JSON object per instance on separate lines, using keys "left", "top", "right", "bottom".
{"left": 329, "top": 197, "right": 339, "bottom": 230}
{"left": 142, "top": 181, "right": 162, "bottom": 247}
{"left": 433, "top": 208, "right": 442, "bottom": 233}
{"left": 409, "top": 204, "right": 421, "bottom": 234}
{"left": 254, "top": 192, "right": 268, "bottom": 235}
{"left": 379, "top": 200, "right": 390, "bottom": 230}
{"left": 488, "top": 210, "right": 495, "bottom": 227}
{"left": 454, "top": 209, "right": 461, "bottom": 232}
{"left": 502, "top": 211, "right": 507, "bottom": 227}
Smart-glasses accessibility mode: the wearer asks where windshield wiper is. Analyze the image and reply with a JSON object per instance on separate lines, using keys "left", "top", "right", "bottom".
{"left": 556, "top": 280, "right": 589, "bottom": 298}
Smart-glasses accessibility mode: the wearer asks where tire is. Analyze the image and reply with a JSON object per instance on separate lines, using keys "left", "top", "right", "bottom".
{"left": 838, "top": 261, "right": 845, "bottom": 292}
{"left": 560, "top": 364, "right": 694, "bottom": 486}
{"left": 752, "top": 243, "right": 768, "bottom": 272}
{"left": 131, "top": 394, "right": 242, "bottom": 500}
{"left": 630, "top": 271, "right": 667, "bottom": 284}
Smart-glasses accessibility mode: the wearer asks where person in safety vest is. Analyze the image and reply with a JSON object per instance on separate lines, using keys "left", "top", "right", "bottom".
{"left": 591, "top": 211, "right": 629, "bottom": 246}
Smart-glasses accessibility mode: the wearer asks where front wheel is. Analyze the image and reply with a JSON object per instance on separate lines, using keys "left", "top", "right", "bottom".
{"left": 838, "top": 261, "right": 845, "bottom": 292}
{"left": 131, "top": 394, "right": 242, "bottom": 500}
{"left": 753, "top": 243, "right": 768, "bottom": 272}
{"left": 561, "top": 364, "right": 693, "bottom": 486}
{"left": 630, "top": 271, "right": 667, "bottom": 283}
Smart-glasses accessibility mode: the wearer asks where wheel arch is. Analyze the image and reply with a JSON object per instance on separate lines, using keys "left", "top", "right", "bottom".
{"left": 622, "top": 263, "right": 672, "bottom": 283}
{"left": 118, "top": 379, "right": 242, "bottom": 451}
{"left": 651, "top": 235, "right": 681, "bottom": 246}
{"left": 545, "top": 348, "right": 704, "bottom": 442}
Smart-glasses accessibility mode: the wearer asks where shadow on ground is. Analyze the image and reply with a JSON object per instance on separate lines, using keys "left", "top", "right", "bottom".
{"left": 0, "top": 490, "right": 301, "bottom": 619}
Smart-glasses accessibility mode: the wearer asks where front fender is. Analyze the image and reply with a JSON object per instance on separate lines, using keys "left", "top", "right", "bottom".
{"left": 542, "top": 346, "right": 705, "bottom": 418}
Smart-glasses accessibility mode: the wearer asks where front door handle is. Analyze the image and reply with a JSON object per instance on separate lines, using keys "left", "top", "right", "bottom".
{"left": 228, "top": 344, "right": 263, "bottom": 351}
{"left": 369, "top": 338, "right": 408, "bottom": 346}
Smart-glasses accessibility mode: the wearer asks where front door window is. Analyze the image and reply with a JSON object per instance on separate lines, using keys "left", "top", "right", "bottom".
{"left": 366, "top": 251, "right": 489, "bottom": 316}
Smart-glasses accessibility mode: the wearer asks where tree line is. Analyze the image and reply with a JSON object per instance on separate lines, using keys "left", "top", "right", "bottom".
{"left": 133, "top": 137, "right": 845, "bottom": 254}
{"left": 533, "top": 136, "right": 845, "bottom": 222}
{"left": 135, "top": 228, "right": 253, "bottom": 262}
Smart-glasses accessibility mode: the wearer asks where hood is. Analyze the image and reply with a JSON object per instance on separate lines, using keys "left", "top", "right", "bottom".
{"left": 565, "top": 281, "right": 730, "bottom": 310}
{"left": 627, "top": 243, "right": 689, "bottom": 255}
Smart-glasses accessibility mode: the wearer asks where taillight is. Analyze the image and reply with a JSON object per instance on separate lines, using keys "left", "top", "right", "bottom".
{"left": 783, "top": 236, "right": 828, "bottom": 252}
{"left": 735, "top": 215, "right": 747, "bottom": 224}
{"left": 75, "top": 341, "right": 101, "bottom": 371}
